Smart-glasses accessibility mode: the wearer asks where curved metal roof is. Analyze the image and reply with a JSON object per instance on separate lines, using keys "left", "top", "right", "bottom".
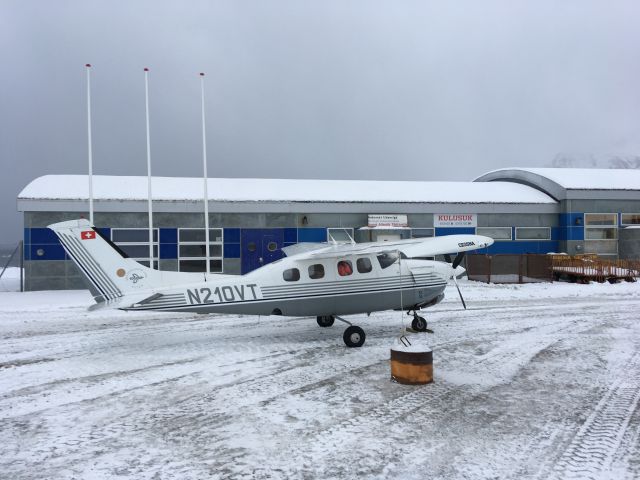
{"left": 474, "top": 168, "right": 640, "bottom": 200}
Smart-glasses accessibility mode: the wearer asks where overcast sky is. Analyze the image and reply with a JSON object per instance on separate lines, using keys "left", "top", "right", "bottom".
{"left": 1, "top": 0, "right": 639, "bottom": 245}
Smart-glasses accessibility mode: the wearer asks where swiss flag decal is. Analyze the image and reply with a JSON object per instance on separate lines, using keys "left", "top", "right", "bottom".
{"left": 81, "top": 230, "right": 96, "bottom": 240}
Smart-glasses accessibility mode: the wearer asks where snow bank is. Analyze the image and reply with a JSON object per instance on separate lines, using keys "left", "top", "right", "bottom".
{"left": 0, "top": 267, "right": 22, "bottom": 292}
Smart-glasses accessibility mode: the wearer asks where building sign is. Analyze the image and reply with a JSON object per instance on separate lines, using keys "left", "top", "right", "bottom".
{"left": 368, "top": 214, "right": 408, "bottom": 228}
{"left": 434, "top": 214, "right": 477, "bottom": 228}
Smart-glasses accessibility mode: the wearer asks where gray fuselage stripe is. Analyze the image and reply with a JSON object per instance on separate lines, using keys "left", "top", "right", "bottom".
{"left": 68, "top": 235, "right": 122, "bottom": 297}
{"left": 58, "top": 235, "right": 110, "bottom": 299}
{"left": 131, "top": 282, "right": 446, "bottom": 311}
{"left": 64, "top": 234, "right": 120, "bottom": 299}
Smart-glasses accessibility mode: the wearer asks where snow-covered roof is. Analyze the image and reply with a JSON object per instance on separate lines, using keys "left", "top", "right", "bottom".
{"left": 474, "top": 168, "right": 640, "bottom": 200}
{"left": 18, "top": 175, "right": 556, "bottom": 204}
{"left": 478, "top": 168, "right": 640, "bottom": 190}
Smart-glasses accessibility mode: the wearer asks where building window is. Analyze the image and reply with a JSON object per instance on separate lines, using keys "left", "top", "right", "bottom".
{"left": 584, "top": 213, "right": 618, "bottom": 255}
{"left": 178, "top": 228, "right": 223, "bottom": 273}
{"left": 337, "top": 260, "right": 353, "bottom": 276}
{"left": 477, "top": 227, "right": 512, "bottom": 241}
{"left": 283, "top": 268, "right": 300, "bottom": 282}
{"left": 585, "top": 213, "right": 617, "bottom": 226}
{"left": 111, "top": 228, "right": 159, "bottom": 267}
{"left": 357, "top": 257, "right": 372, "bottom": 273}
{"left": 308, "top": 264, "right": 325, "bottom": 279}
{"left": 515, "top": 227, "right": 550, "bottom": 240}
{"left": 621, "top": 213, "right": 640, "bottom": 226}
{"left": 411, "top": 228, "right": 434, "bottom": 238}
{"left": 327, "top": 228, "right": 354, "bottom": 242}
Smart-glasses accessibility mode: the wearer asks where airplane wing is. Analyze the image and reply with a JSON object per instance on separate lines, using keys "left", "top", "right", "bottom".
{"left": 281, "top": 242, "right": 328, "bottom": 257}
{"left": 285, "top": 234, "right": 493, "bottom": 260}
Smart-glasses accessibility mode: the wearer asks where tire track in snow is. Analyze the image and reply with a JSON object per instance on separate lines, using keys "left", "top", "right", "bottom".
{"left": 548, "top": 352, "right": 640, "bottom": 480}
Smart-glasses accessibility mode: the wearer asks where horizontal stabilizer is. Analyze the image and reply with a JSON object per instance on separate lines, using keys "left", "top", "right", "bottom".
{"left": 87, "top": 293, "right": 164, "bottom": 311}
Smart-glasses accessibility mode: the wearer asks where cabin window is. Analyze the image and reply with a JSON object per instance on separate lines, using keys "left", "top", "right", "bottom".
{"left": 357, "top": 257, "right": 372, "bottom": 273}
{"left": 337, "top": 260, "right": 353, "bottom": 277}
{"left": 283, "top": 268, "right": 300, "bottom": 282}
{"left": 377, "top": 251, "right": 398, "bottom": 269}
{"left": 308, "top": 264, "right": 325, "bottom": 279}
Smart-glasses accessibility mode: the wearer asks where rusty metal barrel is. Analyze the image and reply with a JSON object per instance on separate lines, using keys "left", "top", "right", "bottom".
{"left": 390, "top": 336, "right": 433, "bottom": 385}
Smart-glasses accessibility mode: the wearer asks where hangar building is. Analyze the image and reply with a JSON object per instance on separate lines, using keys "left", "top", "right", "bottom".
{"left": 17, "top": 168, "right": 640, "bottom": 291}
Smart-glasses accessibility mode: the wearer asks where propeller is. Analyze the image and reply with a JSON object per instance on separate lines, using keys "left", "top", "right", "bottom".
{"left": 445, "top": 252, "right": 467, "bottom": 309}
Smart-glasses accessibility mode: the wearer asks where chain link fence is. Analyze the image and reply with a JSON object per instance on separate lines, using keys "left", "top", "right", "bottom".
{"left": 0, "top": 242, "right": 23, "bottom": 292}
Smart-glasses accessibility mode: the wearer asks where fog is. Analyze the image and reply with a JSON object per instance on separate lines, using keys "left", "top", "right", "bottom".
{"left": 1, "top": 0, "right": 639, "bottom": 244}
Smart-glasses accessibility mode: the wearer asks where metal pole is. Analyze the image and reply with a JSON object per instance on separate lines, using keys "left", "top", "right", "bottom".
{"left": 144, "top": 67, "right": 154, "bottom": 270}
{"left": 200, "top": 73, "right": 210, "bottom": 276}
{"left": 19, "top": 241, "right": 23, "bottom": 292}
{"left": 86, "top": 64, "right": 94, "bottom": 225}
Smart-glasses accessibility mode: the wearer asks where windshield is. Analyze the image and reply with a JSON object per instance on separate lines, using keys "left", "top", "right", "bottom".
{"left": 377, "top": 251, "right": 399, "bottom": 269}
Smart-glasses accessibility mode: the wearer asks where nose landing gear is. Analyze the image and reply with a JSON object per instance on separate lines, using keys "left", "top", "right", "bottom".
{"left": 408, "top": 310, "right": 433, "bottom": 333}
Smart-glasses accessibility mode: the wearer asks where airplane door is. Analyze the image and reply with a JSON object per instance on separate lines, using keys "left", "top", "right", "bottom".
{"left": 241, "top": 229, "right": 284, "bottom": 274}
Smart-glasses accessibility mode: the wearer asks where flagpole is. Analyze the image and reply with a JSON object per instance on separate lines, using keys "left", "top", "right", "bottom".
{"left": 144, "top": 68, "right": 155, "bottom": 270}
{"left": 200, "top": 73, "right": 210, "bottom": 276}
{"left": 85, "top": 64, "right": 94, "bottom": 225}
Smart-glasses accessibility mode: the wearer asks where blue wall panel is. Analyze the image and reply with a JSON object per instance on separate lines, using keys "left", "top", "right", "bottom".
{"left": 160, "top": 228, "right": 177, "bottom": 244}
{"left": 30, "top": 244, "right": 67, "bottom": 261}
{"left": 160, "top": 244, "right": 177, "bottom": 260}
{"left": 224, "top": 243, "right": 241, "bottom": 258}
{"left": 486, "top": 241, "right": 558, "bottom": 254}
{"left": 284, "top": 228, "right": 298, "bottom": 243}
{"left": 298, "top": 228, "right": 326, "bottom": 242}
{"left": 224, "top": 228, "right": 241, "bottom": 244}
{"left": 435, "top": 227, "right": 476, "bottom": 236}
{"left": 30, "top": 228, "right": 59, "bottom": 244}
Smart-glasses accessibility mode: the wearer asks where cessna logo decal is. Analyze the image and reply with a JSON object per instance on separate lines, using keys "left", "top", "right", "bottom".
{"left": 127, "top": 269, "right": 147, "bottom": 287}
{"left": 187, "top": 284, "right": 260, "bottom": 305}
{"left": 458, "top": 241, "right": 475, "bottom": 247}
{"left": 81, "top": 230, "right": 96, "bottom": 240}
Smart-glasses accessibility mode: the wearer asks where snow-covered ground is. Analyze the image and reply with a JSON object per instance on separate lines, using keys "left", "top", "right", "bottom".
{"left": 1, "top": 280, "right": 639, "bottom": 479}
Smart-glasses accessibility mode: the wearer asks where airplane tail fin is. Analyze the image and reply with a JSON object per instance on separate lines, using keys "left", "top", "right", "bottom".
{"left": 48, "top": 219, "right": 193, "bottom": 303}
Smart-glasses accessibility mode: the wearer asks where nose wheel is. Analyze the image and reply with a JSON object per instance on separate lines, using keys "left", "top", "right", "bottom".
{"left": 408, "top": 310, "right": 433, "bottom": 333}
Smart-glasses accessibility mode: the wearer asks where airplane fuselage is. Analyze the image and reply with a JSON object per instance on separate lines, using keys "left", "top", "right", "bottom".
{"left": 126, "top": 255, "right": 450, "bottom": 317}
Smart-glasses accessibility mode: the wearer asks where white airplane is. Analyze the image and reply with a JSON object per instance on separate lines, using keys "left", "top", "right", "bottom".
{"left": 49, "top": 219, "right": 494, "bottom": 347}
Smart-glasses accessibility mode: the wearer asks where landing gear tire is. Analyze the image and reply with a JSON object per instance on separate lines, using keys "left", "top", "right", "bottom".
{"left": 411, "top": 316, "right": 427, "bottom": 332}
{"left": 343, "top": 326, "right": 366, "bottom": 348}
{"left": 317, "top": 315, "right": 335, "bottom": 327}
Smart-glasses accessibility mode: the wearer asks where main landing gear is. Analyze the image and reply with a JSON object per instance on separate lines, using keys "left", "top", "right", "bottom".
{"left": 407, "top": 310, "right": 433, "bottom": 333}
{"left": 316, "top": 315, "right": 366, "bottom": 348}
